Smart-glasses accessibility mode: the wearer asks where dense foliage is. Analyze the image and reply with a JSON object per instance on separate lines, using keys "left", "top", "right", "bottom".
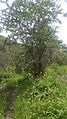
{"left": 0, "top": 65, "right": 67, "bottom": 119}
{"left": 14, "top": 65, "right": 67, "bottom": 119}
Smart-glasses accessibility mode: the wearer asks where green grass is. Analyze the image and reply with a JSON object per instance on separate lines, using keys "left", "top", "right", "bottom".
{"left": 0, "top": 90, "right": 9, "bottom": 119}
{"left": 14, "top": 65, "right": 67, "bottom": 119}
{"left": 0, "top": 72, "right": 23, "bottom": 119}
{"left": 14, "top": 77, "right": 33, "bottom": 119}
{"left": 0, "top": 65, "right": 67, "bottom": 119}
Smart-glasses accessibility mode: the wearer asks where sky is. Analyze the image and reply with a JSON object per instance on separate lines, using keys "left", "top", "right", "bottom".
{"left": 0, "top": 0, "right": 67, "bottom": 45}
{"left": 59, "top": 0, "right": 67, "bottom": 45}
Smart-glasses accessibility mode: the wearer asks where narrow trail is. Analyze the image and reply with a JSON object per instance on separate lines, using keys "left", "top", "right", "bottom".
{"left": 4, "top": 85, "right": 18, "bottom": 119}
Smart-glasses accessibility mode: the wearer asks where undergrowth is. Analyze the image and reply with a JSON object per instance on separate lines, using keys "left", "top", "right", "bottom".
{"left": 14, "top": 65, "right": 67, "bottom": 119}
{"left": 0, "top": 72, "right": 23, "bottom": 118}
{"left": 0, "top": 90, "right": 9, "bottom": 119}
{"left": 0, "top": 65, "right": 67, "bottom": 119}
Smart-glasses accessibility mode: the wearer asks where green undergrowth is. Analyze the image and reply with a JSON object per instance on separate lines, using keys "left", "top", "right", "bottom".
{"left": 14, "top": 65, "right": 67, "bottom": 119}
{"left": 0, "top": 72, "right": 23, "bottom": 118}
{"left": 0, "top": 65, "right": 67, "bottom": 119}
{"left": 0, "top": 72, "right": 23, "bottom": 88}
{"left": 0, "top": 90, "right": 9, "bottom": 119}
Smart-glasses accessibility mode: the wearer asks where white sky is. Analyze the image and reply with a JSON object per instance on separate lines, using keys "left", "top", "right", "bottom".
{"left": 59, "top": 0, "right": 67, "bottom": 45}
{"left": 0, "top": 0, "right": 67, "bottom": 45}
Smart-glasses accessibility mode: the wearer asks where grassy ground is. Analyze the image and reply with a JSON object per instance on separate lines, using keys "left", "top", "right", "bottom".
{"left": 0, "top": 90, "right": 9, "bottom": 119}
{"left": 14, "top": 65, "right": 67, "bottom": 119}
{"left": 0, "top": 73, "right": 23, "bottom": 118}
{"left": 0, "top": 65, "right": 67, "bottom": 119}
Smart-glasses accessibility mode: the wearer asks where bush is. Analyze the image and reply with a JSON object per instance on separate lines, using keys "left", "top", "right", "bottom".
{"left": 0, "top": 72, "right": 16, "bottom": 79}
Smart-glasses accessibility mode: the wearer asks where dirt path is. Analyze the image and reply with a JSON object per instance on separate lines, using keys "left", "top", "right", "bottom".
{"left": 4, "top": 85, "right": 18, "bottom": 119}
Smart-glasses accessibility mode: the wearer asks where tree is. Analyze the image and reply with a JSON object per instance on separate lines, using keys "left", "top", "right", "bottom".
{"left": 0, "top": 0, "right": 62, "bottom": 76}
{"left": 55, "top": 44, "right": 67, "bottom": 65}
